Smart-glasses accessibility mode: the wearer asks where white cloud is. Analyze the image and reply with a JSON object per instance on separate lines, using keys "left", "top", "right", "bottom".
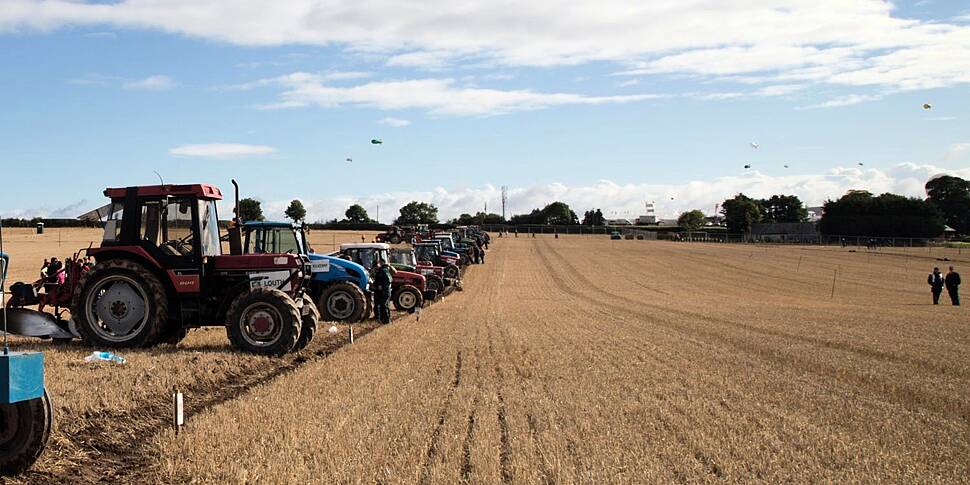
{"left": 797, "top": 93, "right": 884, "bottom": 109}
{"left": 249, "top": 73, "right": 663, "bottom": 116}
{"left": 248, "top": 163, "right": 970, "bottom": 223}
{"left": 123, "top": 75, "right": 175, "bottom": 91}
{"left": 82, "top": 31, "right": 115, "bottom": 39}
{"left": 2, "top": 1, "right": 969, "bottom": 93}
{"left": 378, "top": 117, "right": 411, "bottom": 127}
{"left": 169, "top": 143, "right": 276, "bottom": 158}
{"left": 945, "top": 143, "right": 970, "bottom": 161}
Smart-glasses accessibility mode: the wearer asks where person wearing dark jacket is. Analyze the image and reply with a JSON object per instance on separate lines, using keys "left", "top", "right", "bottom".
{"left": 945, "top": 266, "right": 961, "bottom": 306}
{"left": 372, "top": 260, "right": 395, "bottom": 324}
{"left": 928, "top": 267, "right": 946, "bottom": 305}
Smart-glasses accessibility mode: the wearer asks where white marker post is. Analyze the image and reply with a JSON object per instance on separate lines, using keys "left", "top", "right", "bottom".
{"left": 349, "top": 326, "right": 354, "bottom": 344}
{"left": 173, "top": 387, "right": 184, "bottom": 434}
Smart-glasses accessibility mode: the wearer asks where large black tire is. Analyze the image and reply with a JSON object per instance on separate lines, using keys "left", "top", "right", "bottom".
{"left": 0, "top": 389, "right": 53, "bottom": 476}
{"left": 389, "top": 234, "right": 402, "bottom": 244}
{"left": 443, "top": 264, "right": 460, "bottom": 280}
{"left": 226, "top": 287, "right": 301, "bottom": 356}
{"left": 392, "top": 285, "right": 424, "bottom": 312}
{"left": 71, "top": 259, "right": 169, "bottom": 348}
{"left": 293, "top": 295, "right": 319, "bottom": 352}
{"left": 425, "top": 275, "right": 444, "bottom": 294}
{"left": 317, "top": 282, "right": 366, "bottom": 323}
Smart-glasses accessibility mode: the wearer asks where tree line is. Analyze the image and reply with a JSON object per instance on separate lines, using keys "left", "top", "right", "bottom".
{"left": 227, "top": 175, "right": 970, "bottom": 238}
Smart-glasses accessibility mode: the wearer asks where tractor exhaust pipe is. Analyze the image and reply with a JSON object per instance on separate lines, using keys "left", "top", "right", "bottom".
{"left": 228, "top": 179, "right": 243, "bottom": 255}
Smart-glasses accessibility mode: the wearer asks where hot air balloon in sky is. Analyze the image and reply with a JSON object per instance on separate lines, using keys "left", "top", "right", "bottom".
{"left": 923, "top": 103, "right": 932, "bottom": 110}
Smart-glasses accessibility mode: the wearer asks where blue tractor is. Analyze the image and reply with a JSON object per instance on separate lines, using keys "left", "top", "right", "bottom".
{"left": 0, "top": 251, "right": 54, "bottom": 475}
{"left": 241, "top": 222, "right": 370, "bottom": 323}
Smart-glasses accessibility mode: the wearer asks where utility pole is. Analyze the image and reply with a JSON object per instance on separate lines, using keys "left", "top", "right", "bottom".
{"left": 501, "top": 186, "right": 508, "bottom": 221}
{"left": 376, "top": 202, "right": 380, "bottom": 223}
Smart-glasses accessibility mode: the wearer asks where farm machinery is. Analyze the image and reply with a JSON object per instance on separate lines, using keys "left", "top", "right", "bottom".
{"left": 241, "top": 221, "right": 370, "bottom": 323}
{"left": 375, "top": 226, "right": 415, "bottom": 245}
{"left": 4, "top": 182, "right": 319, "bottom": 356}
{"left": 412, "top": 242, "right": 461, "bottom": 279}
{"left": 388, "top": 247, "right": 449, "bottom": 295}
{"left": 0, "top": 236, "right": 54, "bottom": 475}
{"left": 336, "top": 243, "right": 431, "bottom": 312}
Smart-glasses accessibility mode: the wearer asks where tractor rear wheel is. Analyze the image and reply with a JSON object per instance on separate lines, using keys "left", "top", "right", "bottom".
{"left": 226, "top": 288, "right": 301, "bottom": 356}
{"left": 317, "top": 282, "right": 366, "bottom": 323}
{"left": 392, "top": 285, "right": 424, "bottom": 312}
{"left": 389, "top": 234, "right": 402, "bottom": 244}
{"left": 425, "top": 275, "right": 444, "bottom": 295}
{"left": 293, "top": 295, "right": 319, "bottom": 352}
{"left": 443, "top": 264, "right": 460, "bottom": 280}
{"left": 0, "top": 389, "right": 53, "bottom": 476}
{"left": 72, "top": 259, "right": 168, "bottom": 348}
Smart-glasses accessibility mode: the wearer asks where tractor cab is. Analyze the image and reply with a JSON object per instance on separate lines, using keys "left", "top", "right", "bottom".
{"left": 241, "top": 222, "right": 370, "bottom": 323}
{"left": 338, "top": 243, "right": 431, "bottom": 311}
{"left": 75, "top": 183, "right": 316, "bottom": 355}
{"left": 414, "top": 242, "right": 461, "bottom": 279}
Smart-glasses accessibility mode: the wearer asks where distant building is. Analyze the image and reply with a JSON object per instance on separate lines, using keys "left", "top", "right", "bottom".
{"left": 607, "top": 218, "right": 633, "bottom": 225}
{"left": 657, "top": 219, "right": 679, "bottom": 226}
{"left": 806, "top": 206, "right": 824, "bottom": 222}
{"left": 636, "top": 215, "right": 657, "bottom": 224}
{"left": 751, "top": 222, "right": 818, "bottom": 243}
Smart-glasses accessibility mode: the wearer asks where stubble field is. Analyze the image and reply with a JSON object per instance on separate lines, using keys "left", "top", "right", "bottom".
{"left": 3, "top": 228, "right": 969, "bottom": 483}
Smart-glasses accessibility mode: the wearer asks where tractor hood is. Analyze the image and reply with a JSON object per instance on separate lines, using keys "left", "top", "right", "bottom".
{"left": 307, "top": 253, "right": 369, "bottom": 291}
{"left": 393, "top": 270, "right": 426, "bottom": 290}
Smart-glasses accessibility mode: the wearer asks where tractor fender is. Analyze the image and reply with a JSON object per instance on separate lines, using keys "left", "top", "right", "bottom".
{"left": 86, "top": 249, "right": 180, "bottom": 309}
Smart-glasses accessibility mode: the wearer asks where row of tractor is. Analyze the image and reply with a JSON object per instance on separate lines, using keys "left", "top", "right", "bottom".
{"left": 0, "top": 181, "right": 491, "bottom": 476}
{"left": 1, "top": 181, "right": 491, "bottom": 358}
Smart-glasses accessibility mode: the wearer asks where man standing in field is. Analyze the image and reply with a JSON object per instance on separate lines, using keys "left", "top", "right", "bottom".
{"left": 928, "top": 267, "right": 946, "bottom": 305}
{"left": 945, "top": 266, "right": 961, "bottom": 306}
{"left": 372, "top": 259, "right": 395, "bottom": 324}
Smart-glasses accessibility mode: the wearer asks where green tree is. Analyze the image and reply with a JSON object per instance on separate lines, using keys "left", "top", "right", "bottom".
{"left": 721, "top": 194, "right": 762, "bottom": 235}
{"left": 926, "top": 175, "right": 970, "bottom": 235}
{"left": 760, "top": 194, "right": 808, "bottom": 223}
{"left": 344, "top": 204, "right": 373, "bottom": 224}
{"left": 819, "top": 191, "right": 944, "bottom": 238}
{"left": 677, "top": 210, "right": 706, "bottom": 235}
{"left": 238, "top": 198, "right": 264, "bottom": 222}
{"left": 396, "top": 201, "right": 439, "bottom": 224}
{"left": 284, "top": 199, "right": 306, "bottom": 223}
{"left": 581, "top": 209, "right": 606, "bottom": 226}
{"left": 540, "top": 201, "right": 579, "bottom": 225}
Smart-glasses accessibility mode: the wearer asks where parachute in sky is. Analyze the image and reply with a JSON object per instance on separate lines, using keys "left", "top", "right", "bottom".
{"left": 923, "top": 103, "right": 933, "bottom": 110}
{"left": 750, "top": 142, "right": 759, "bottom": 149}
{"left": 346, "top": 157, "right": 353, "bottom": 163}
{"left": 744, "top": 164, "right": 752, "bottom": 169}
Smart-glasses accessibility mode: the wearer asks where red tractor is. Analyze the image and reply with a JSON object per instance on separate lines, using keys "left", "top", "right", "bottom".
{"left": 375, "top": 225, "right": 415, "bottom": 245}
{"left": 69, "top": 182, "right": 318, "bottom": 355}
{"left": 337, "top": 243, "right": 429, "bottom": 312}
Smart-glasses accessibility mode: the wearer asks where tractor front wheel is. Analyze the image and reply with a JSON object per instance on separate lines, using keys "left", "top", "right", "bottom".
{"left": 0, "top": 389, "right": 53, "bottom": 476}
{"left": 293, "top": 295, "right": 319, "bottom": 352}
{"left": 425, "top": 275, "right": 444, "bottom": 295}
{"left": 226, "top": 288, "right": 301, "bottom": 356}
{"left": 392, "top": 285, "right": 424, "bottom": 312}
{"left": 317, "top": 282, "right": 366, "bottom": 323}
{"left": 443, "top": 264, "right": 460, "bottom": 280}
{"left": 72, "top": 259, "right": 168, "bottom": 348}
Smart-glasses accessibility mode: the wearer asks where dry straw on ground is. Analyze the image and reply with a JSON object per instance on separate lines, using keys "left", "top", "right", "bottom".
{"left": 3, "top": 229, "right": 969, "bottom": 483}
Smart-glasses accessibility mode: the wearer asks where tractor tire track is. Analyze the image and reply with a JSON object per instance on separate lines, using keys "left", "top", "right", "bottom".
{"left": 546, "top": 239, "right": 966, "bottom": 379}
{"left": 418, "top": 349, "right": 463, "bottom": 485}
{"left": 536, "top": 238, "right": 970, "bottom": 422}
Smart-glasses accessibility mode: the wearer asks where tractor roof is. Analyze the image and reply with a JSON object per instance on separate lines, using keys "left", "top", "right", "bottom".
{"left": 103, "top": 184, "right": 223, "bottom": 200}
{"left": 340, "top": 243, "right": 390, "bottom": 250}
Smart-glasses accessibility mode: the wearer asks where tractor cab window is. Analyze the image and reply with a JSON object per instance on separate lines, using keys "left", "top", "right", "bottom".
{"left": 276, "top": 229, "right": 302, "bottom": 254}
{"left": 415, "top": 245, "right": 437, "bottom": 262}
{"left": 199, "top": 200, "right": 221, "bottom": 257}
{"left": 141, "top": 198, "right": 197, "bottom": 257}
{"left": 103, "top": 202, "right": 125, "bottom": 242}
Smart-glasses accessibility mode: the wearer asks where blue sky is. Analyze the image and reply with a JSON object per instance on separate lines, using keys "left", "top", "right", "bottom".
{"left": 1, "top": 0, "right": 969, "bottom": 222}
